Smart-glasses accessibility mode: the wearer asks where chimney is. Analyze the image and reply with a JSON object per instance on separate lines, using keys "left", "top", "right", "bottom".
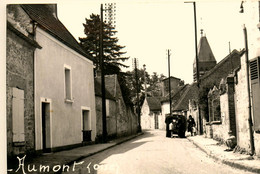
{"left": 47, "top": 4, "right": 58, "bottom": 19}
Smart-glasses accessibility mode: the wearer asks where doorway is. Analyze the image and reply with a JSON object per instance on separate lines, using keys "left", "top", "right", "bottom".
{"left": 82, "top": 110, "right": 91, "bottom": 142}
{"left": 41, "top": 102, "right": 51, "bottom": 152}
{"left": 154, "top": 114, "right": 159, "bottom": 129}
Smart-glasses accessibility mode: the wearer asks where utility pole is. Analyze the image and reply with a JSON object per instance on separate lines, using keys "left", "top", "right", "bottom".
{"left": 185, "top": 1, "right": 203, "bottom": 135}
{"left": 143, "top": 64, "right": 147, "bottom": 98}
{"left": 99, "top": 3, "right": 116, "bottom": 143}
{"left": 134, "top": 58, "right": 141, "bottom": 132}
{"left": 100, "top": 4, "right": 107, "bottom": 143}
{"left": 167, "top": 49, "right": 172, "bottom": 117}
{"left": 243, "top": 25, "right": 255, "bottom": 156}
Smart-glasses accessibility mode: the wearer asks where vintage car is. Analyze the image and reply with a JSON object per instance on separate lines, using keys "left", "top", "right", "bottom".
{"left": 165, "top": 114, "right": 186, "bottom": 138}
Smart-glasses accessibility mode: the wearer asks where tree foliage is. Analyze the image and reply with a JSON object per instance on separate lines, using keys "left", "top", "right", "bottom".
{"left": 79, "top": 13, "right": 129, "bottom": 74}
{"left": 125, "top": 68, "right": 166, "bottom": 108}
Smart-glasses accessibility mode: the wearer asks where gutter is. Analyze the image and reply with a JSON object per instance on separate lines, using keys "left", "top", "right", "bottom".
{"left": 243, "top": 25, "right": 255, "bottom": 156}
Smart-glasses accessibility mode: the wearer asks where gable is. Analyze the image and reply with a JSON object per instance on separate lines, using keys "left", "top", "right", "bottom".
{"left": 21, "top": 4, "right": 93, "bottom": 61}
{"left": 146, "top": 97, "right": 161, "bottom": 111}
{"left": 173, "top": 83, "right": 199, "bottom": 111}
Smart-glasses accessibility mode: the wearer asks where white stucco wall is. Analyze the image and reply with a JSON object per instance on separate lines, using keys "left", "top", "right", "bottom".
{"left": 242, "top": 0, "right": 260, "bottom": 58}
{"left": 34, "top": 28, "right": 96, "bottom": 150}
{"left": 241, "top": 1, "right": 260, "bottom": 156}
{"left": 141, "top": 99, "right": 152, "bottom": 129}
{"left": 235, "top": 54, "right": 251, "bottom": 152}
{"left": 161, "top": 102, "right": 169, "bottom": 130}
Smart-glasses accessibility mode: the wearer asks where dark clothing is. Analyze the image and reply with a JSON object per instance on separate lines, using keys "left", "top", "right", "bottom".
{"left": 177, "top": 116, "right": 186, "bottom": 138}
{"left": 187, "top": 117, "right": 196, "bottom": 133}
{"left": 166, "top": 123, "right": 171, "bottom": 137}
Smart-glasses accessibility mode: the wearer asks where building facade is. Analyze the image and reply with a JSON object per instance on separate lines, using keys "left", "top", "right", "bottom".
{"left": 6, "top": 5, "right": 41, "bottom": 157}
{"left": 6, "top": 4, "right": 97, "bottom": 154}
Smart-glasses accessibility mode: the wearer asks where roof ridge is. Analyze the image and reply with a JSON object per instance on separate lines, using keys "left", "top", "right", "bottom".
{"left": 200, "top": 49, "right": 241, "bottom": 80}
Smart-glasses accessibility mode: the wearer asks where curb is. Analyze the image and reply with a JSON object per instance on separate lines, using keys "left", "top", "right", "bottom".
{"left": 57, "top": 132, "right": 144, "bottom": 174}
{"left": 187, "top": 137, "right": 260, "bottom": 174}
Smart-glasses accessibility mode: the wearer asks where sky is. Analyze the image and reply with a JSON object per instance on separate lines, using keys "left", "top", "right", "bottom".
{"left": 57, "top": 0, "right": 245, "bottom": 84}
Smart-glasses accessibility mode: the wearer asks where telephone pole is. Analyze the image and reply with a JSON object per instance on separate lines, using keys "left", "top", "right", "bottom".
{"left": 185, "top": 1, "right": 203, "bottom": 135}
{"left": 143, "top": 64, "right": 147, "bottom": 98}
{"left": 100, "top": 4, "right": 107, "bottom": 143}
{"left": 134, "top": 58, "right": 141, "bottom": 132}
{"left": 167, "top": 49, "right": 172, "bottom": 117}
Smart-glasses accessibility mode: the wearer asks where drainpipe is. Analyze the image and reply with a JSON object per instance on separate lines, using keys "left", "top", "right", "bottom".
{"left": 243, "top": 25, "right": 255, "bottom": 156}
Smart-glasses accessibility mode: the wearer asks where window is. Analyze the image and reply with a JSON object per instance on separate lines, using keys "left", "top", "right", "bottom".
{"left": 212, "top": 99, "right": 221, "bottom": 121}
{"left": 12, "top": 87, "right": 25, "bottom": 143}
{"left": 64, "top": 65, "right": 72, "bottom": 101}
{"left": 208, "top": 87, "right": 221, "bottom": 123}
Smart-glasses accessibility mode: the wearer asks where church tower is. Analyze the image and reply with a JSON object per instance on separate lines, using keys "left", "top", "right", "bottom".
{"left": 193, "top": 31, "right": 217, "bottom": 82}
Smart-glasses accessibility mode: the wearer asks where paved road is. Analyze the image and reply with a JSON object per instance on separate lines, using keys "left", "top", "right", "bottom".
{"left": 64, "top": 130, "right": 255, "bottom": 174}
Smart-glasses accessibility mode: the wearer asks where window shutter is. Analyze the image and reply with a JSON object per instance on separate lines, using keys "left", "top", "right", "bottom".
{"left": 12, "top": 88, "right": 25, "bottom": 142}
{"left": 250, "top": 57, "right": 260, "bottom": 132}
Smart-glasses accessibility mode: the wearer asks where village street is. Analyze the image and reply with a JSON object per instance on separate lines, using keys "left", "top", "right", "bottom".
{"left": 64, "top": 130, "right": 254, "bottom": 174}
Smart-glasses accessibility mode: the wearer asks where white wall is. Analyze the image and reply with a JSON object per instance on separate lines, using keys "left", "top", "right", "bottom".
{"left": 141, "top": 99, "right": 152, "bottom": 129}
{"left": 161, "top": 101, "right": 169, "bottom": 130}
{"left": 34, "top": 28, "right": 96, "bottom": 150}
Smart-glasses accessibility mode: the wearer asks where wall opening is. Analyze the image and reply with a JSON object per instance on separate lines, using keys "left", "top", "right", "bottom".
{"left": 82, "top": 110, "right": 91, "bottom": 142}
{"left": 41, "top": 102, "right": 51, "bottom": 152}
{"left": 65, "top": 67, "right": 72, "bottom": 100}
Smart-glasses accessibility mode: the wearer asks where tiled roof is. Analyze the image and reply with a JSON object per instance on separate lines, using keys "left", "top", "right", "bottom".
{"left": 172, "top": 83, "right": 199, "bottom": 111}
{"left": 161, "top": 84, "right": 188, "bottom": 102}
{"left": 200, "top": 49, "right": 244, "bottom": 80}
{"left": 21, "top": 4, "right": 93, "bottom": 61}
{"left": 146, "top": 97, "right": 161, "bottom": 111}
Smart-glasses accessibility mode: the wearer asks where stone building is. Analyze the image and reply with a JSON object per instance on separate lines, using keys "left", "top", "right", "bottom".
{"left": 7, "top": 4, "right": 97, "bottom": 154}
{"left": 6, "top": 5, "right": 41, "bottom": 158}
{"left": 199, "top": 49, "right": 243, "bottom": 125}
{"left": 235, "top": 0, "right": 260, "bottom": 156}
{"left": 192, "top": 0, "right": 260, "bottom": 157}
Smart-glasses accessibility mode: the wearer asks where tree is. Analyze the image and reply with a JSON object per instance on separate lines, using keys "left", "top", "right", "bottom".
{"left": 125, "top": 69, "right": 166, "bottom": 108}
{"left": 79, "top": 13, "right": 129, "bottom": 75}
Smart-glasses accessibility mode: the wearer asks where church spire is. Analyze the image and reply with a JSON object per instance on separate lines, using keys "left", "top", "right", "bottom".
{"left": 193, "top": 33, "right": 217, "bottom": 82}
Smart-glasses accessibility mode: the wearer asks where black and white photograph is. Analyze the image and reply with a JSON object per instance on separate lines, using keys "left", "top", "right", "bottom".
{"left": 1, "top": 0, "right": 260, "bottom": 173}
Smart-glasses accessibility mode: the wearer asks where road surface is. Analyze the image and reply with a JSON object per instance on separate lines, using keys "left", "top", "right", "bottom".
{"left": 64, "top": 130, "right": 255, "bottom": 174}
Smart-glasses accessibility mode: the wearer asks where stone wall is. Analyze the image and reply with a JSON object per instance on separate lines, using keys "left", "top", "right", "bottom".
{"left": 234, "top": 55, "right": 251, "bottom": 153}
{"left": 200, "top": 50, "right": 242, "bottom": 122}
{"left": 210, "top": 92, "right": 230, "bottom": 142}
{"left": 95, "top": 75, "right": 138, "bottom": 142}
{"left": 6, "top": 26, "right": 36, "bottom": 157}
{"left": 95, "top": 97, "right": 117, "bottom": 140}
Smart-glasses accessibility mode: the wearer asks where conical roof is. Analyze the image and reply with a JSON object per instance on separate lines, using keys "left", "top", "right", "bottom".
{"left": 194, "top": 36, "right": 216, "bottom": 63}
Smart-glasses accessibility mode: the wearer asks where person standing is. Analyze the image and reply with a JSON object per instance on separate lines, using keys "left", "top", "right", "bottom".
{"left": 177, "top": 115, "right": 186, "bottom": 138}
{"left": 187, "top": 115, "right": 196, "bottom": 136}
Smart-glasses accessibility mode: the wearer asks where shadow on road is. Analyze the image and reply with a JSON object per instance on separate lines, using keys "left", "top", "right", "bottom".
{"left": 68, "top": 130, "right": 158, "bottom": 174}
